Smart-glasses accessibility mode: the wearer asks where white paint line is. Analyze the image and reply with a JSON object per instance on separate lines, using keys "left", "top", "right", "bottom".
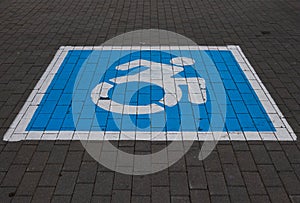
{"left": 244, "top": 132, "right": 261, "bottom": 141}
{"left": 3, "top": 45, "right": 296, "bottom": 142}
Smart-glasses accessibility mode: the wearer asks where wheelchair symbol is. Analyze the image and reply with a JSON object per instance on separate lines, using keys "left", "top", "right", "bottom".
{"left": 91, "top": 57, "right": 206, "bottom": 114}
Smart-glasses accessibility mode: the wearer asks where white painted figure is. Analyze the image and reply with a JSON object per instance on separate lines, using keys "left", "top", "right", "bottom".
{"left": 91, "top": 57, "right": 206, "bottom": 114}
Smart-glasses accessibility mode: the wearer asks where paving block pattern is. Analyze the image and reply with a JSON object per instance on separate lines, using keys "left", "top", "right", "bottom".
{"left": 3, "top": 45, "right": 296, "bottom": 142}
{"left": 0, "top": 0, "right": 299, "bottom": 202}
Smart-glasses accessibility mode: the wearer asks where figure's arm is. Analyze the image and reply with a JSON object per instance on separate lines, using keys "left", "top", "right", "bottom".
{"left": 116, "top": 59, "right": 151, "bottom": 70}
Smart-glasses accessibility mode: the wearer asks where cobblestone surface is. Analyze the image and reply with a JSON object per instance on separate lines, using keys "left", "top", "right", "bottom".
{"left": 0, "top": 0, "right": 300, "bottom": 202}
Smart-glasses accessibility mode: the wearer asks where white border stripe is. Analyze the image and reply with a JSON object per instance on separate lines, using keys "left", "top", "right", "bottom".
{"left": 3, "top": 46, "right": 296, "bottom": 141}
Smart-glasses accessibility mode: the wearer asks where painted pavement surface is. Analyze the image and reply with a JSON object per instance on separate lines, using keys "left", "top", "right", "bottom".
{"left": 0, "top": 0, "right": 300, "bottom": 202}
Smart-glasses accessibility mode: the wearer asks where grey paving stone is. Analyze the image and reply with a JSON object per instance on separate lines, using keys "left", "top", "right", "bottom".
{"left": 282, "top": 144, "right": 300, "bottom": 163}
{"left": 223, "top": 164, "right": 244, "bottom": 186}
{"left": 0, "top": 152, "right": 16, "bottom": 171}
{"left": 62, "top": 151, "right": 83, "bottom": 171}
{"left": 111, "top": 190, "right": 131, "bottom": 203}
{"left": 113, "top": 173, "right": 132, "bottom": 190}
{"left": 84, "top": 151, "right": 98, "bottom": 163}
{"left": 151, "top": 169, "right": 169, "bottom": 186}
{"left": 243, "top": 172, "right": 266, "bottom": 195}
{"left": 185, "top": 148, "right": 203, "bottom": 167}
{"left": 264, "top": 142, "right": 282, "bottom": 151}
{"left": 170, "top": 172, "right": 189, "bottom": 195}
{"left": 77, "top": 162, "right": 97, "bottom": 183}
{"left": 293, "top": 164, "right": 300, "bottom": 180}
{"left": 13, "top": 145, "right": 36, "bottom": 164}
{"left": 90, "top": 196, "right": 111, "bottom": 203}
{"left": 54, "top": 172, "right": 77, "bottom": 195}
{"left": 270, "top": 151, "right": 293, "bottom": 171}
{"left": 39, "top": 164, "right": 62, "bottom": 187}
{"left": 171, "top": 196, "right": 190, "bottom": 203}
{"left": 236, "top": 151, "right": 257, "bottom": 171}
{"left": 48, "top": 145, "right": 69, "bottom": 164}
{"left": 0, "top": 187, "right": 17, "bottom": 203}
{"left": 132, "top": 196, "right": 151, "bottom": 203}
{"left": 204, "top": 151, "right": 222, "bottom": 172}
{"left": 190, "top": 190, "right": 210, "bottom": 203}
{"left": 16, "top": 172, "right": 41, "bottom": 195}
{"left": 231, "top": 142, "right": 249, "bottom": 151}
{"left": 69, "top": 141, "right": 84, "bottom": 152}
{"left": 206, "top": 172, "right": 228, "bottom": 195}
{"left": 51, "top": 196, "right": 71, "bottom": 203}
{"left": 257, "top": 165, "right": 282, "bottom": 187}
{"left": 210, "top": 195, "right": 230, "bottom": 203}
{"left": 290, "top": 195, "right": 300, "bottom": 203}
{"left": 118, "top": 140, "right": 135, "bottom": 147}
{"left": 11, "top": 196, "right": 32, "bottom": 203}
{"left": 278, "top": 172, "right": 300, "bottom": 195}
{"left": 36, "top": 141, "right": 54, "bottom": 152}
{"left": 249, "top": 144, "right": 272, "bottom": 164}
{"left": 93, "top": 172, "right": 114, "bottom": 195}
{"left": 0, "top": 171, "right": 5, "bottom": 184}
{"left": 71, "top": 183, "right": 93, "bottom": 203}
{"left": 249, "top": 195, "right": 271, "bottom": 203}
{"left": 1, "top": 165, "right": 26, "bottom": 186}
{"left": 217, "top": 145, "right": 237, "bottom": 164}
{"left": 0, "top": 144, "right": 4, "bottom": 153}
{"left": 228, "top": 186, "right": 250, "bottom": 203}
{"left": 132, "top": 175, "right": 151, "bottom": 196}
{"left": 267, "top": 187, "right": 290, "bottom": 203}
{"left": 152, "top": 187, "right": 170, "bottom": 203}
{"left": 3, "top": 142, "right": 21, "bottom": 152}
{"left": 135, "top": 141, "right": 151, "bottom": 152}
{"left": 169, "top": 157, "right": 186, "bottom": 172}
{"left": 31, "top": 187, "right": 54, "bottom": 203}
{"left": 27, "top": 151, "right": 49, "bottom": 171}
{"left": 0, "top": 106, "right": 15, "bottom": 119}
{"left": 187, "top": 166, "right": 207, "bottom": 189}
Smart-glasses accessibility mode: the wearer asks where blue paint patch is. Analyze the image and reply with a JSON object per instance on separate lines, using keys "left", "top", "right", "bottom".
{"left": 26, "top": 49, "right": 275, "bottom": 133}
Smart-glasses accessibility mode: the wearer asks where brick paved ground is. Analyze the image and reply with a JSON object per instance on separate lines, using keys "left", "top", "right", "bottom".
{"left": 0, "top": 0, "right": 300, "bottom": 202}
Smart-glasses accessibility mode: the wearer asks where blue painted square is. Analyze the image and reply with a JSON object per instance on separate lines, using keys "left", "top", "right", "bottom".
{"left": 26, "top": 48, "right": 275, "bottom": 134}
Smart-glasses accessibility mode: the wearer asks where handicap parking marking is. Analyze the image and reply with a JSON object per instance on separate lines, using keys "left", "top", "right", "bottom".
{"left": 3, "top": 45, "right": 296, "bottom": 141}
